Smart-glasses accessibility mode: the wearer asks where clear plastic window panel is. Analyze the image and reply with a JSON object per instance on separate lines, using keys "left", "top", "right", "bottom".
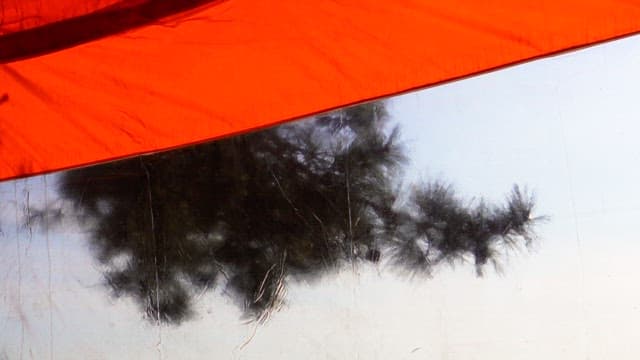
{"left": 2, "top": 36, "right": 640, "bottom": 359}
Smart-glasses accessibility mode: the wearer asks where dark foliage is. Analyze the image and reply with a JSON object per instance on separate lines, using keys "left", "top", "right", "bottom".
{"left": 57, "top": 102, "right": 539, "bottom": 325}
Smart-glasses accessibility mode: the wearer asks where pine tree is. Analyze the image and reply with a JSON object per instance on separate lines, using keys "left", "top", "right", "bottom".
{"left": 58, "top": 101, "right": 539, "bottom": 324}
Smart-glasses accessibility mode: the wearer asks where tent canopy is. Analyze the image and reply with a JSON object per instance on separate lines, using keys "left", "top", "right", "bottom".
{"left": 2, "top": 0, "right": 640, "bottom": 180}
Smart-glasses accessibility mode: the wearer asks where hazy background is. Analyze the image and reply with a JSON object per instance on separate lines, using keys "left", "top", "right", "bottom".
{"left": 2, "top": 34, "right": 640, "bottom": 359}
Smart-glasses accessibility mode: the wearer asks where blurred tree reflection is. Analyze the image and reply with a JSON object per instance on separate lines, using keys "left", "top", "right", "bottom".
{"left": 58, "top": 102, "right": 539, "bottom": 325}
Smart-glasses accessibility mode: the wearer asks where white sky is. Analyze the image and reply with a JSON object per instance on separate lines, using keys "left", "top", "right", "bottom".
{"left": 3, "top": 34, "right": 640, "bottom": 359}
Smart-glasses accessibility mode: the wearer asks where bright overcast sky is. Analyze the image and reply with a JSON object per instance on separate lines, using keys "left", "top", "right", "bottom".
{"left": 3, "top": 35, "right": 640, "bottom": 359}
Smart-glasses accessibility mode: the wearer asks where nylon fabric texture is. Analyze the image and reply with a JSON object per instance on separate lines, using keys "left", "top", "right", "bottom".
{"left": 2, "top": 0, "right": 640, "bottom": 180}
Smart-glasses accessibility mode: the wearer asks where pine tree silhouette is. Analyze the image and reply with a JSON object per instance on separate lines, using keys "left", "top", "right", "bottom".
{"left": 58, "top": 101, "right": 540, "bottom": 324}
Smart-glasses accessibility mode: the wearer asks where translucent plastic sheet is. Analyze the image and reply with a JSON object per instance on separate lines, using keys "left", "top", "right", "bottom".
{"left": 2, "top": 35, "right": 640, "bottom": 359}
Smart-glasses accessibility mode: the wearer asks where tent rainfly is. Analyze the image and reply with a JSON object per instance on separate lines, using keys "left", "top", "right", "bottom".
{"left": 2, "top": 0, "right": 640, "bottom": 180}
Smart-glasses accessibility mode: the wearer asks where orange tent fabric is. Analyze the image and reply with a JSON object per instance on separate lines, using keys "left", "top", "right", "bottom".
{"left": 2, "top": 0, "right": 640, "bottom": 180}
